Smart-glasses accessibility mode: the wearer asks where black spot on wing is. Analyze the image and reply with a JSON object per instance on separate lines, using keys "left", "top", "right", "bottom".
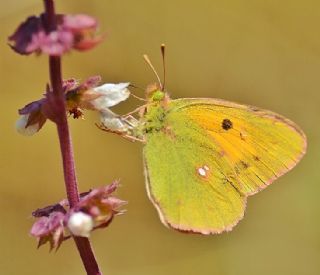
{"left": 235, "top": 161, "right": 250, "bottom": 175}
{"left": 240, "top": 160, "right": 249, "bottom": 169}
{"left": 253, "top": 155, "right": 260, "bottom": 161}
{"left": 222, "top": 119, "right": 233, "bottom": 130}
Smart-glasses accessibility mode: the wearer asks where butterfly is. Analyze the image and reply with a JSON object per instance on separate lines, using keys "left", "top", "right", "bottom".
{"left": 99, "top": 45, "right": 307, "bottom": 234}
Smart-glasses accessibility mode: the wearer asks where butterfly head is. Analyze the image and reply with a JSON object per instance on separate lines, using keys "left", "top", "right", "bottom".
{"left": 145, "top": 83, "right": 170, "bottom": 108}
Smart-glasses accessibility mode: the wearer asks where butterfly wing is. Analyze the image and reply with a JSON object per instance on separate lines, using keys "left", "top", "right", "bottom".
{"left": 143, "top": 98, "right": 306, "bottom": 234}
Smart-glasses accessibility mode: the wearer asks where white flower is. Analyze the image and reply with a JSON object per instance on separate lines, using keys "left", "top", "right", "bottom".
{"left": 15, "top": 114, "right": 40, "bottom": 136}
{"left": 90, "top": 82, "right": 130, "bottom": 111}
{"left": 100, "top": 110, "right": 129, "bottom": 132}
{"left": 67, "top": 212, "right": 94, "bottom": 237}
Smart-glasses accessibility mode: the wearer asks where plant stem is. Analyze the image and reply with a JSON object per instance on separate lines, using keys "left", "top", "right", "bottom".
{"left": 43, "top": 1, "right": 102, "bottom": 274}
{"left": 49, "top": 55, "right": 80, "bottom": 206}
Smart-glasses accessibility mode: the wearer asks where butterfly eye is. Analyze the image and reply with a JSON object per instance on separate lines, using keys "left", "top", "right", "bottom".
{"left": 150, "top": 90, "right": 165, "bottom": 102}
{"left": 222, "top": 118, "right": 233, "bottom": 130}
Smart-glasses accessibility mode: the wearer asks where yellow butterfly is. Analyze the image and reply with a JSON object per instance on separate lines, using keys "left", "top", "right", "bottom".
{"left": 100, "top": 45, "right": 307, "bottom": 234}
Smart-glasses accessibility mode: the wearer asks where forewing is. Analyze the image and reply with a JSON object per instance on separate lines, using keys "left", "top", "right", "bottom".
{"left": 174, "top": 98, "right": 307, "bottom": 195}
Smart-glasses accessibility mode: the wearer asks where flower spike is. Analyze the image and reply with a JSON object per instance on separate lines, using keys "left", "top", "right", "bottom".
{"left": 9, "top": 13, "right": 102, "bottom": 56}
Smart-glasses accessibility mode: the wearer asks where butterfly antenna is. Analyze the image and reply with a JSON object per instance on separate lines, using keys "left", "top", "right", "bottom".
{"left": 128, "top": 84, "right": 147, "bottom": 101}
{"left": 161, "top": 44, "right": 166, "bottom": 91}
{"left": 143, "top": 54, "right": 163, "bottom": 90}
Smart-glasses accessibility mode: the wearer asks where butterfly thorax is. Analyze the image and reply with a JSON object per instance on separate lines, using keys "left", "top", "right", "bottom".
{"left": 138, "top": 89, "right": 172, "bottom": 136}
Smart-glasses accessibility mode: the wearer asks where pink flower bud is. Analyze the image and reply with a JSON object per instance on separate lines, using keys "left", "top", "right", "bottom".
{"left": 9, "top": 13, "right": 102, "bottom": 56}
{"left": 30, "top": 182, "right": 126, "bottom": 250}
{"left": 16, "top": 99, "right": 47, "bottom": 135}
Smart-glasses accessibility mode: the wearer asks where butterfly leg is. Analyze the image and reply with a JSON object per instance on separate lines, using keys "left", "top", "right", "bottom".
{"left": 96, "top": 123, "right": 146, "bottom": 143}
{"left": 122, "top": 104, "right": 148, "bottom": 119}
{"left": 120, "top": 114, "right": 139, "bottom": 127}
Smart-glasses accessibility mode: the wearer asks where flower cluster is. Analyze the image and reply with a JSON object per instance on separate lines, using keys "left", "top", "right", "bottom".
{"left": 8, "top": 13, "right": 102, "bottom": 56}
{"left": 30, "top": 182, "right": 126, "bottom": 251}
{"left": 16, "top": 77, "right": 131, "bottom": 135}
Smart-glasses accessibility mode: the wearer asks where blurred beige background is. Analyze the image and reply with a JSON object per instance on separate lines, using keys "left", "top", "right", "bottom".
{"left": 0, "top": 0, "right": 319, "bottom": 274}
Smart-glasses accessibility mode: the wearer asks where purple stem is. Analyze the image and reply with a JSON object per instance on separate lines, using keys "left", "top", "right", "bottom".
{"left": 43, "top": 1, "right": 102, "bottom": 274}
